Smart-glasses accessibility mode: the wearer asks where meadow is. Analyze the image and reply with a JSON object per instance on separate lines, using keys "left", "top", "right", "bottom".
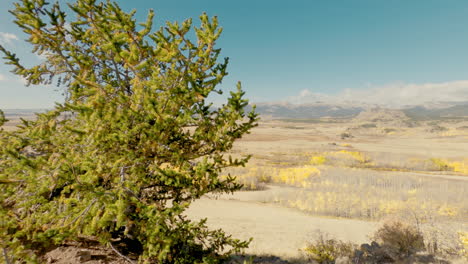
{"left": 214, "top": 115, "right": 468, "bottom": 261}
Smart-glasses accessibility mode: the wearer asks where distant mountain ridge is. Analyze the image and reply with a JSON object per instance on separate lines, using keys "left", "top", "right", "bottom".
{"left": 403, "top": 104, "right": 468, "bottom": 120}
{"left": 248, "top": 103, "right": 364, "bottom": 119}
{"left": 3, "top": 102, "right": 468, "bottom": 120}
{"left": 250, "top": 102, "right": 468, "bottom": 120}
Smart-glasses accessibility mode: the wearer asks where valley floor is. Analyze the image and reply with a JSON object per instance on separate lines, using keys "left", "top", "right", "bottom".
{"left": 186, "top": 186, "right": 378, "bottom": 258}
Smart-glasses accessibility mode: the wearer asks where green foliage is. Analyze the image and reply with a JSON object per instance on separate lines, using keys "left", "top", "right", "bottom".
{"left": 0, "top": 0, "right": 258, "bottom": 262}
{"left": 0, "top": 110, "right": 7, "bottom": 127}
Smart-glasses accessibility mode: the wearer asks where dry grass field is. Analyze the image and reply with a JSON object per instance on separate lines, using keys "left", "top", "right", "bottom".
{"left": 188, "top": 116, "right": 468, "bottom": 262}
{"left": 3, "top": 109, "right": 468, "bottom": 263}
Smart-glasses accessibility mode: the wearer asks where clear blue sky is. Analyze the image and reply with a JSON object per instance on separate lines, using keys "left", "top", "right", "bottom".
{"left": 2, "top": 0, "right": 468, "bottom": 108}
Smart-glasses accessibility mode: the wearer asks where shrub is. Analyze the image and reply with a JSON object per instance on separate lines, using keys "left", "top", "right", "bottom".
{"left": 310, "top": 155, "right": 327, "bottom": 165}
{"left": 459, "top": 232, "right": 468, "bottom": 260}
{"left": 383, "top": 128, "right": 397, "bottom": 134}
{"left": 302, "top": 233, "right": 356, "bottom": 263}
{"left": 430, "top": 158, "right": 468, "bottom": 174}
{"left": 0, "top": 0, "right": 257, "bottom": 262}
{"left": 359, "top": 123, "right": 377, "bottom": 128}
{"left": 373, "top": 221, "right": 425, "bottom": 258}
{"left": 430, "top": 158, "right": 453, "bottom": 171}
{"left": 428, "top": 125, "right": 448, "bottom": 133}
{"left": 227, "top": 167, "right": 268, "bottom": 191}
{"left": 340, "top": 132, "right": 352, "bottom": 139}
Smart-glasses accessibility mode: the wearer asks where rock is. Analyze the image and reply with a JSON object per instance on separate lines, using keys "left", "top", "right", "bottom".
{"left": 354, "top": 249, "right": 364, "bottom": 259}
{"left": 357, "top": 242, "right": 395, "bottom": 263}
{"left": 335, "top": 256, "right": 351, "bottom": 264}
{"left": 76, "top": 250, "right": 92, "bottom": 262}
{"left": 370, "top": 241, "right": 379, "bottom": 249}
{"left": 340, "top": 132, "right": 353, "bottom": 139}
{"left": 360, "top": 243, "right": 372, "bottom": 252}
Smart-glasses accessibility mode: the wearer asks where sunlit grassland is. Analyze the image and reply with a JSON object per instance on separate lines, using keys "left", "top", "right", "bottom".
{"left": 460, "top": 231, "right": 468, "bottom": 259}
{"left": 223, "top": 150, "right": 468, "bottom": 256}
{"left": 224, "top": 149, "right": 467, "bottom": 223}
{"left": 281, "top": 167, "right": 465, "bottom": 220}
{"left": 227, "top": 164, "right": 466, "bottom": 221}
{"left": 309, "top": 149, "right": 468, "bottom": 175}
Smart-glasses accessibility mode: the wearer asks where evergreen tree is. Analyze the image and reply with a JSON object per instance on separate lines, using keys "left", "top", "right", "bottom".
{"left": 0, "top": 0, "right": 258, "bottom": 262}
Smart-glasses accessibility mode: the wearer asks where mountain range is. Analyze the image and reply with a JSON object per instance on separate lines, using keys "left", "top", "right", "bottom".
{"left": 3, "top": 101, "right": 468, "bottom": 121}
{"left": 248, "top": 101, "right": 468, "bottom": 120}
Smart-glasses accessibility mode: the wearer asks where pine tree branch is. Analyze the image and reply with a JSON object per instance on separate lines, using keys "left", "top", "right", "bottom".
{"left": 2, "top": 248, "right": 11, "bottom": 264}
{"left": 109, "top": 242, "right": 135, "bottom": 264}
{"left": 63, "top": 198, "right": 97, "bottom": 228}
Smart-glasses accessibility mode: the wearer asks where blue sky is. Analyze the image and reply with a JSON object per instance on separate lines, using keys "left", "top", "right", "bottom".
{"left": 2, "top": 0, "right": 468, "bottom": 108}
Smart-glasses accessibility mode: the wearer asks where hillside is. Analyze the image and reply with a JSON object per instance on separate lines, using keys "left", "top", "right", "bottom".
{"left": 248, "top": 103, "right": 364, "bottom": 119}
{"left": 248, "top": 102, "right": 468, "bottom": 120}
{"left": 403, "top": 103, "right": 468, "bottom": 120}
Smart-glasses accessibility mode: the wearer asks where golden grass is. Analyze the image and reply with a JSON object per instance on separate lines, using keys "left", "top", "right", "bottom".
{"left": 460, "top": 232, "right": 468, "bottom": 259}
{"left": 431, "top": 158, "right": 468, "bottom": 174}
{"left": 226, "top": 163, "right": 467, "bottom": 222}
{"left": 308, "top": 149, "right": 468, "bottom": 176}
{"left": 309, "top": 150, "right": 372, "bottom": 167}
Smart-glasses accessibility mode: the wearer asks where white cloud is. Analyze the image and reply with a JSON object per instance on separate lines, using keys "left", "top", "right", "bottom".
{"left": 287, "top": 80, "right": 468, "bottom": 107}
{"left": 286, "top": 89, "right": 335, "bottom": 105}
{"left": 64, "top": 22, "right": 72, "bottom": 31}
{"left": 36, "top": 52, "right": 53, "bottom": 61}
{"left": 299, "top": 89, "right": 311, "bottom": 97}
{"left": 18, "top": 76, "right": 28, "bottom": 85}
{"left": 0, "top": 74, "right": 7, "bottom": 81}
{"left": 0, "top": 32, "right": 19, "bottom": 45}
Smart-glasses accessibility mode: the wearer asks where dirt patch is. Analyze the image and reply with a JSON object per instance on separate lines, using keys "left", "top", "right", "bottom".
{"left": 185, "top": 195, "right": 378, "bottom": 258}
{"left": 41, "top": 241, "right": 133, "bottom": 264}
